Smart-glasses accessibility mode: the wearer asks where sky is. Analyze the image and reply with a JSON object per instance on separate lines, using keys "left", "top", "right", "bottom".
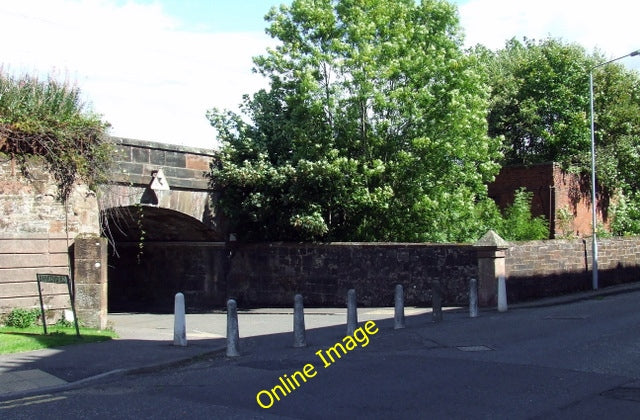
{"left": 1, "top": 0, "right": 639, "bottom": 150}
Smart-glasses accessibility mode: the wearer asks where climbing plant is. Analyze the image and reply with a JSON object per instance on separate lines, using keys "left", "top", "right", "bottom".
{"left": 0, "top": 70, "right": 112, "bottom": 200}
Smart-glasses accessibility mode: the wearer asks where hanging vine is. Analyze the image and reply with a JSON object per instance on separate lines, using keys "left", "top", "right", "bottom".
{"left": 0, "top": 71, "right": 112, "bottom": 200}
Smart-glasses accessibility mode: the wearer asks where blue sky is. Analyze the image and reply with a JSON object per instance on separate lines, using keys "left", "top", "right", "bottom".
{"left": 0, "top": 0, "right": 638, "bottom": 149}
{"left": 120, "top": 0, "right": 469, "bottom": 32}
{"left": 141, "top": 0, "right": 282, "bottom": 32}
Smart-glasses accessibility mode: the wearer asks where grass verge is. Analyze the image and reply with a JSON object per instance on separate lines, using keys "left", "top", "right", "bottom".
{"left": 0, "top": 325, "right": 117, "bottom": 354}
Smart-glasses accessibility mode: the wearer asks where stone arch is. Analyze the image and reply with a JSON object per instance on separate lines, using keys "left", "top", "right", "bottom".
{"left": 102, "top": 206, "right": 226, "bottom": 313}
{"left": 97, "top": 183, "right": 223, "bottom": 235}
{"left": 102, "top": 205, "right": 223, "bottom": 243}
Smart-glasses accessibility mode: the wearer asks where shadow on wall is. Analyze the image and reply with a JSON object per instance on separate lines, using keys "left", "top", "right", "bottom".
{"left": 102, "top": 206, "right": 225, "bottom": 314}
{"left": 506, "top": 264, "right": 639, "bottom": 304}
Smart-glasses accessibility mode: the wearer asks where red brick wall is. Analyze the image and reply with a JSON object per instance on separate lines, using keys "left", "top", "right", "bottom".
{"left": 488, "top": 163, "right": 604, "bottom": 238}
{"left": 488, "top": 163, "right": 555, "bottom": 218}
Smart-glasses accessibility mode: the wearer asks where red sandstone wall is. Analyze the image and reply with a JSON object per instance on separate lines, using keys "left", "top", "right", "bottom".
{"left": 226, "top": 243, "right": 478, "bottom": 307}
{"left": 0, "top": 157, "right": 100, "bottom": 317}
{"left": 488, "top": 163, "right": 555, "bottom": 219}
{"left": 223, "top": 238, "right": 640, "bottom": 309}
{"left": 0, "top": 234, "right": 72, "bottom": 314}
{"left": 506, "top": 237, "right": 640, "bottom": 301}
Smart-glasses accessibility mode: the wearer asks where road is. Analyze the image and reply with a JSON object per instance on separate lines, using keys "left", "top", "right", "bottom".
{"left": 3, "top": 292, "right": 640, "bottom": 419}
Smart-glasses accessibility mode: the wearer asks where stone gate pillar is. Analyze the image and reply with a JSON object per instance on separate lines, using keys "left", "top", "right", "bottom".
{"left": 73, "top": 234, "right": 108, "bottom": 329}
{"left": 473, "top": 230, "right": 508, "bottom": 307}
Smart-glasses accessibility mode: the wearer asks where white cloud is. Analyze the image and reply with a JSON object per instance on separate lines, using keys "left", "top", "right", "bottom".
{"left": 0, "top": 0, "right": 273, "bottom": 149}
{"left": 2, "top": 0, "right": 638, "bottom": 149}
{"left": 458, "top": 0, "right": 640, "bottom": 65}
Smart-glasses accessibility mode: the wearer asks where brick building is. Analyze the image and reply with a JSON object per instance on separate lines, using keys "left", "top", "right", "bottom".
{"left": 487, "top": 163, "right": 606, "bottom": 238}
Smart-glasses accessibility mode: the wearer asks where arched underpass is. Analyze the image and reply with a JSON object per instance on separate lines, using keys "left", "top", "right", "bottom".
{"left": 103, "top": 206, "right": 226, "bottom": 313}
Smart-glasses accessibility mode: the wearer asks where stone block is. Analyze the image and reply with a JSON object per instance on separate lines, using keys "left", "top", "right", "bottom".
{"left": 165, "top": 151, "right": 186, "bottom": 168}
{"left": 113, "top": 145, "right": 131, "bottom": 161}
{"left": 0, "top": 238, "right": 49, "bottom": 254}
{"left": 0, "top": 254, "right": 52, "bottom": 269}
{"left": 150, "top": 149, "right": 166, "bottom": 166}
{"left": 74, "top": 260, "right": 103, "bottom": 284}
{"left": 186, "top": 154, "right": 212, "bottom": 171}
{"left": 72, "top": 236, "right": 107, "bottom": 328}
{"left": 74, "top": 235, "right": 106, "bottom": 260}
{"left": 132, "top": 147, "right": 150, "bottom": 163}
{"left": 161, "top": 166, "right": 202, "bottom": 181}
{"left": 75, "top": 283, "right": 104, "bottom": 308}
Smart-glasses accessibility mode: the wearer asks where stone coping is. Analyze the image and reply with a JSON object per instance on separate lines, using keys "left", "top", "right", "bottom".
{"left": 110, "top": 136, "right": 217, "bottom": 157}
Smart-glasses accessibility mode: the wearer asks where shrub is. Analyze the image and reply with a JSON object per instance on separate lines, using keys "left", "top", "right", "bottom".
{"left": 55, "top": 317, "right": 73, "bottom": 328}
{"left": 0, "top": 70, "right": 112, "bottom": 199}
{"left": 3, "top": 308, "right": 41, "bottom": 329}
{"left": 498, "top": 188, "right": 550, "bottom": 241}
{"left": 611, "top": 191, "right": 640, "bottom": 236}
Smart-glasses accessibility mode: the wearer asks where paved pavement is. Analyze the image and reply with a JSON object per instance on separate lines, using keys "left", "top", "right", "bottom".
{"left": 0, "top": 307, "right": 432, "bottom": 399}
{"left": 1, "top": 281, "right": 640, "bottom": 403}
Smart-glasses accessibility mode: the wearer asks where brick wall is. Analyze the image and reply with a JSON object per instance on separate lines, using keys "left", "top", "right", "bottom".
{"left": 488, "top": 163, "right": 603, "bottom": 238}
{"left": 488, "top": 163, "right": 555, "bottom": 219}
{"left": 552, "top": 168, "right": 594, "bottom": 237}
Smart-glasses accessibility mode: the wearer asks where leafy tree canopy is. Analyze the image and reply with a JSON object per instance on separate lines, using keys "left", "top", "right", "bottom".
{"left": 208, "top": 0, "right": 502, "bottom": 242}
{"left": 481, "top": 37, "right": 640, "bottom": 198}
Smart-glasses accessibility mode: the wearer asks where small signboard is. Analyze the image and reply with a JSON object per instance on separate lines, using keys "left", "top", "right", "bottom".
{"left": 36, "top": 274, "right": 80, "bottom": 337}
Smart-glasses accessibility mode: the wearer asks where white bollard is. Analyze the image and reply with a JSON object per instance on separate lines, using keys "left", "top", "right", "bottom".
{"left": 394, "top": 284, "right": 405, "bottom": 329}
{"left": 346, "top": 289, "right": 358, "bottom": 335}
{"left": 497, "top": 275, "right": 508, "bottom": 312}
{"left": 469, "top": 278, "right": 479, "bottom": 318}
{"left": 226, "top": 299, "right": 240, "bottom": 357}
{"left": 173, "top": 292, "right": 187, "bottom": 347}
{"left": 293, "top": 294, "right": 306, "bottom": 348}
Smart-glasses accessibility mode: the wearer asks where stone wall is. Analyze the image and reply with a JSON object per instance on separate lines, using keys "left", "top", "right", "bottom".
{"left": 0, "top": 157, "right": 99, "bottom": 235}
{"left": 108, "top": 241, "right": 226, "bottom": 313}
{"left": 220, "top": 237, "right": 640, "bottom": 309}
{"left": 0, "top": 233, "right": 71, "bottom": 314}
{"left": 74, "top": 235, "right": 108, "bottom": 329}
{"left": 227, "top": 243, "right": 478, "bottom": 307}
{"left": 506, "top": 237, "right": 640, "bottom": 302}
{"left": 108, "top": 137, "right": 214, "bottom": 190}
{"left": 100, "top": 136, "right": 224, "bottom": 241}
{"left": 0, "top": 156, "right": 100, "bottom": 319}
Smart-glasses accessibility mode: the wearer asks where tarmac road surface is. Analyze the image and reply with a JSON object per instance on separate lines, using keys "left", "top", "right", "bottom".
{"left": 3, "top": 290, "right": 640, "bottom": 419}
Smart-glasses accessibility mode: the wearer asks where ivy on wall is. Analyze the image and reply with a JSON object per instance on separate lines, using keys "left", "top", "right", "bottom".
{"left": 0, "top": 71, "right": 112, "bottom": 200}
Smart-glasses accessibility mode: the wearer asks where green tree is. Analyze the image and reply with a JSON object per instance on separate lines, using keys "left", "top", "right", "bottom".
{"left": 208, "top": 0, "right": 502, "bottom": 242}
{"left": 611, "top": 191, "right": 640, "bottom": 236}
{"left": 589, "top": 61, "right": 640, "bottom": 195}
{"left": 482, "top": 38, "right": 640, "bottom": 235}
{"left": 481, "top": 38, "right": 593, "bottom": 169}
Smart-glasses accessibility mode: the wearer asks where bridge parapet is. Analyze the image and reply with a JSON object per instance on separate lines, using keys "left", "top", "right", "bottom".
{"left": 109, "top": 137, "right": 215, "bottom": 190}
{"left": 99, "top": 137, "right": 224, "bottom": 238}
